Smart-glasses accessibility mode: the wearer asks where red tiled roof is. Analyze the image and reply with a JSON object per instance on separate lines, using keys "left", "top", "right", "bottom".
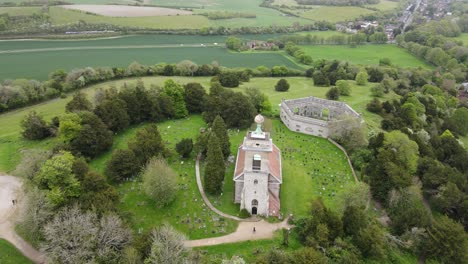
{"left": 234, "top": 146, "right": 245, "bottom": 178}
{"left": 268, "top": 144, "right": 282, "bottom": 181}
{"left": 269, "top": 191, "right": 280, "bottom": 217}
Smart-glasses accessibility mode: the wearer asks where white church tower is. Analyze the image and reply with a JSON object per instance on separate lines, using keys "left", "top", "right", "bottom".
{"left": 233, "top": 114, "right": 282, "bottom": 217}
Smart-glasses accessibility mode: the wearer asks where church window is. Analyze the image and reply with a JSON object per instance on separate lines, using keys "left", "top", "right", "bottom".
{"left": 252, "top": 154, "right": 261, "bottom": 170}
{"left": 254, "top": 179, "right": 258, "bottom": 184}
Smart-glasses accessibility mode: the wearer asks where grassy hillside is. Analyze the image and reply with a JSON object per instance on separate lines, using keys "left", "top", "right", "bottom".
{"left": 300, "top": 6, "right": 375, "bottom": 23}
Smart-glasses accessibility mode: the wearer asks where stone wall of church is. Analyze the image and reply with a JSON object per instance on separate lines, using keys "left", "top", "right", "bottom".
{"left": 234, "top": 181, "right": 243, "bottom": 203}
{"left": 242, "top": 172, "right": 269, "bottom": 216}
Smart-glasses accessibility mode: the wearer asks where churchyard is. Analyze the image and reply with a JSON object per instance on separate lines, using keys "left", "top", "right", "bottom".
{"left": 0, "top": 239, "right": 33, "bottom": 264}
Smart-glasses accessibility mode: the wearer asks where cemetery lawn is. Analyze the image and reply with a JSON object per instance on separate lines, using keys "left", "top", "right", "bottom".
{"left": 208, "top": 119, "right": 356, "bottom": 219}
{"left": 0, "top": 239, "right": 33, "bottom": 264}
{"left": 0, "top": 76, "right": 392, "bottom": 173}
{"left": 89, "top": 116, "right": 238, "bottom": 240}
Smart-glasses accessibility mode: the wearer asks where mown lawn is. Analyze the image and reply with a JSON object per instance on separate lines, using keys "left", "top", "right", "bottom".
{"left": 301, "top": 44, "right": 432, "bottom": 69}
{"left": 0, "top": 76, "right": 390, "bottom": 173}
{"left": 0, "top": 239, "right": 33, "bottom": 264}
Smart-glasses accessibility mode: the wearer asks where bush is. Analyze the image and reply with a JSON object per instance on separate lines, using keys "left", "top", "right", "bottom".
{"left": 218, "top": 71, "right": 240, "bottom": 88}
{"left": 21, "top": 111, "right": 52, "bottom": 140}
{"left": 366, "top": 98, "right": 383, "bottom": 113}
{"left": 275, "top": 79, "right": 290, "bottom": 92}
{"left": 336, "top": 80, "right": 351, "bottom": 96}
{"left": 326, "top": 87, "right": 340, "bottom": 100}
{"left": 355, "top": 71, "right": 368, "bottom": 86}
{"left": 105, "top": 149, "right": 139, "bottom": 183}
{"left": 142, "top": 157, "right": 178, "bottom": 207}
{"left": 176, "top": 138, "right": 193, "bottom": 158}
{"left": 239, "top": 208, "right": 251, "bottom": 218}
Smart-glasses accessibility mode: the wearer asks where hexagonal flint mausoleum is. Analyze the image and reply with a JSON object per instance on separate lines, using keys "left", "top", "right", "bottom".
{"left": 280, "top": 96, "right": 362, "bottom": 138}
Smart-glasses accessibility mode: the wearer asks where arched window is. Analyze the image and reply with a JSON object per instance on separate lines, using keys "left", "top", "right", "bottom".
{"left": 252, "top": 199, "right": 258, "bottom": 206}
{"left": 254, "top": 179, "right": 258, "bottom": 185}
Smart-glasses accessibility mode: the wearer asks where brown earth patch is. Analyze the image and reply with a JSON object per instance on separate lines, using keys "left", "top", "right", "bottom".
{"left": 60, "top": 4, "right": 193, "bottom": 17}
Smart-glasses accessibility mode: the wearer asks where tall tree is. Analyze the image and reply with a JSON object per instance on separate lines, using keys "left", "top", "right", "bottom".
{"left": 163, "top": 79, "right": 188, "bottom": 118}
{"left": 204, "top": 134, "right": 225, "bottom": 194}
{"left": 106, "top": 149, "right": 139, "bottom": 183}
{"left": 212, "top": 115, "right": 230, "bottom": 159}
{"left": 35, "top": 151, "right": 80, "bottom": 207}
{"left": 128, "top": 125, "right": 165, "bottom": 166}
{"left": 184, "top": 82, "right": 206, "bottom": 113}
{"left": 79, "top": 171, "right": 119, "bottom": 214}
{"left": 142, "top": 157, "right": 178, "bottom": 207}
{"left": 145, "top": 224, "right": 189, "bottom": 264}
{"left": 94, "top": 98, "right": 129, "bottom": 132}
{"left": 66, "top": 92, "right": 93, "bottom": 112}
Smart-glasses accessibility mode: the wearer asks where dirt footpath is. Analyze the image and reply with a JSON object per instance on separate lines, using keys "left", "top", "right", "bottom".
{"left": 0, "top": 175, "right": 46, "bottom": 264}
{"left": 60, "top": 5, "right": 193, "bottom": 17}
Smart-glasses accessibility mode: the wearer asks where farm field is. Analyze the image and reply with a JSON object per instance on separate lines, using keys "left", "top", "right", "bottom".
{"left": 0, "top": 46, "right": 298, "bottom": 81}
{"left": 0, "top": 239, "right": 33, "bottom": 264}
{"left": 48, "top": 7, "right": 209, "bottom": 29}
{"left": 301, "top": 44, "right": 432, "bottom": 68}
{"left": 0, "top": 76, "right": 388, "bottom": 173}
{"left": 365, "top": 0, "right": 399, "bottom": 11}
{"left": 0, "top": 6, "right": 40, "bottom": 16}
{"left": 299, "top": 6, "right": 376, "bottom": 23}
{"left": 60, "top": 5, "right": 193, "bottom": 17}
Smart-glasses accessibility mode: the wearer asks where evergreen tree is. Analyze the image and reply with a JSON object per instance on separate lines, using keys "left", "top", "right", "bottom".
{"left": 94, "top": 98, "right": 129, "bottom": 132}
{"left": 66, "top": 92, "right": 93, "bottom": 113}
{"left": 176, "top": 138, "right": 193, "bottom": 158}
{"left": 128, "top": 125, "right": 165, "bottom": 166}
{"left": 275, "top": 79, "right": 290, "bottom": 92}
{"left": 212, "top": 115, "right": 230, "bottom": 159}
{"left": 21, "top": 111, "right": 51, "bottom": 140}
{"left": 164, "top": 79, "right": 188, "bottom": 118}
{"left": 204, "top": 134, "right": 225, "bottom": 195}
{"left": 105, "top": 149, "right": 139, "bottom": 183}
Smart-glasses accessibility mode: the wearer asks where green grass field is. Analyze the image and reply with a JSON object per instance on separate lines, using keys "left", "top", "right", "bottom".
{"left": 301, "top": 44, "right": 432, "bottom": 68}
{"left": 300, "top": 6, "right": 376, "bottom": 23}
{"left": 0, "top": 76, "right": 390, "bottom": 173}
{"left": 48, "top": 7, "right": 210, "bottom": 29}
{"left": 0, "top": 239, "right": 33, "bottom": 264}
{"left": 365, "top": 0, "right": 399, "bottom": 11}
{"left": 88, "top": 116, "right": 238, "bottom": 240}
{"left": 450, "top": 33, "right": 468, "bottom": 46}
{"left": 0, "top": 6, "right": 41, "bottom": 16}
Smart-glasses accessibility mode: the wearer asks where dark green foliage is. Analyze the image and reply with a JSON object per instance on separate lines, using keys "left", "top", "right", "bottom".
{"left": 195, "top": 131, "right": 211, "bottom": 157}
{"left": 422, "top": 215, "right": 468, "bottom": 263}
{"left": 245, "top": 87, "right": 272, "bottom": 115}
{"left": 176, "top": 138, "right": 193, "bottom": 158}
{"left": 203, "top": 134, "right": 225, "bottom": 195}
{"left": 211, "top": 115, "right": 230, "bottom": 159}
{"left": 163, "top": 79, "right": 188, "bottom": 118}
{"left": 184, "top": 82, "right": 206, "bottom": 114}
{"left": 342, "top": 205, "right": 367, "bottom": 238}
{"left": 275, "top": 79, "right": 290, "bottom": 92}
{"left": 105, "top": 149, "right": 139, "bottom": 183}
{"left": 70, "top": 111, "right": 113, "bottom": 158}
{"left": 239, "top": 208, "right": 251, "bottom": 218}
{"left": 296, "top": 198, "right": 343, "bottom": 248}
{"left": 65, "top": 92, "right": 93, "bottom": 113}
{"left": 387, "top": 188, "right": 431, "bottom": 235}
{"left": 354, "top": 223, "right": 386, "bottom": 259}
{"left": 21, "top": 111, "right": 51, "bottom": 140}
{"left": 313, "top": 70, "right": 330, "bottom": 86}
{"left": 218, "top": 71, "right": 240, "bottom": 88}
{"left": 72, "top": 157, "right": 89, "bottom": 182}
{"left": 94, "top": 98, "right": 129, "bottom": 132}
{"left": 366, "top": 98, "right": 382, "bottom": 113}
{"left": 291, "top": 247, "right": 327, "bottom": 264}
{"left": 128, "top": 125, "right": 165, "bottom": 166}
{"left": 79, "top": 171, "right": 118, "bottom": 214}
{"left": 225, "top": 36, "right": 242, "bottom": 51}
{"left": 326, "top": 87, "right": 340, "bottom": 100}
{"left": 448, "top": 107, "right": 468, "bottom": 136}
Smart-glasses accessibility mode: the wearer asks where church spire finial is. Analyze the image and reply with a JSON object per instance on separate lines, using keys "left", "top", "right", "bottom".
{"left": 254, "top": 114, "right": 264, "bottom": 135}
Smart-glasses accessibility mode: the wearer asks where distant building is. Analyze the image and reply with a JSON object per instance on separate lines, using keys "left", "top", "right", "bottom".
{"left": 233, "top": 114, "right": 282, "bottom": 217}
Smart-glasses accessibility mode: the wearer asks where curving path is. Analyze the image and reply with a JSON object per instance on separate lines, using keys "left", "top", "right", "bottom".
{"left": 194, "top": 154, "right": 247, "bottom": 222}
{"left": 184, "top": 219, "right": 290, "bottom": 247}
{"left": 0, "top": 175, "right": 46, "bottom": 264}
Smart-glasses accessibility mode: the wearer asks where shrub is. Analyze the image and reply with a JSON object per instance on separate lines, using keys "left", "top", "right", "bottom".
{"left": 21, "top": 111, "right": 52, "bottom": 140}
{"left": 275, "top": 79, "right": 290, "bottom": 92}
{"left": 218, "top": 71, "right": 240, "bottom": 88}
{"left": 326, "top": 87, "right": 340, "bottom": 100}
{"left": 176, "top": 138, "right": 193, "bottom": 158}
{"left": 239, "top": 208, "right": 251, "bottom": 218}
{"left": 142, "top": 157, "right": 178, "bottom": 207}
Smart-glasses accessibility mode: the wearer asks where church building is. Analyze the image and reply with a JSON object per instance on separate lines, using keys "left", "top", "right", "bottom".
{"left": 233, "top": 114, "right": 282, "bottom": 217}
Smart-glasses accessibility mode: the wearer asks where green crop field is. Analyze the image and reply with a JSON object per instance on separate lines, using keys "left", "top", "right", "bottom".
{"left": 301, "top": 44, "right": 432, "bottom": 68}
{"left": 0, "top": 35, "right": 300, "bottom": 80}
{"left": 300, "top": 6, "right": 376, "bottom": 23}
{"left": 0, "top": 239, "right": 33, "bottom": 264}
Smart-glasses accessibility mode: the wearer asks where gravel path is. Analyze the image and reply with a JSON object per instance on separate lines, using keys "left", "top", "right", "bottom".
{"left": 184, "top": 219, "right": 290, "bottom": 247}
{"left": 0, "top": 175, "right": 46, "bottom": 264}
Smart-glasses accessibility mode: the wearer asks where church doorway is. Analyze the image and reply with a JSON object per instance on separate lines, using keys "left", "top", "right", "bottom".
{"left": 252, "top": 199, "right": 258, "bottom": 215}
